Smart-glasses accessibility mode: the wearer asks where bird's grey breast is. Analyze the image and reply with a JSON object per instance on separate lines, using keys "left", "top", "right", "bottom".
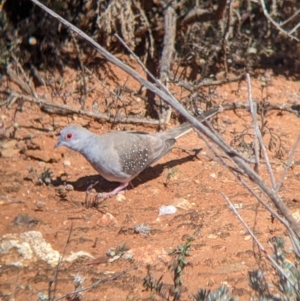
{"left": 78, "top": 133, "right": 126, "bottom": 181}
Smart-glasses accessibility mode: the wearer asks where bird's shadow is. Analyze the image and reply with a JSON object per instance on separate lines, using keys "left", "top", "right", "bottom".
{"left": 52, "top": 149, "right": 202, "bottom": 193}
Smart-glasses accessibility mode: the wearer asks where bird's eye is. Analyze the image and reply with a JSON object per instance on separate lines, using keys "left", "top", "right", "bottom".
{"left": 66, "top": 133, "right": 73, "bottom": 140}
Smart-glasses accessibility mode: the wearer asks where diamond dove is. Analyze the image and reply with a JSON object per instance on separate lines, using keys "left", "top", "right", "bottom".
{"left": 54, "top": 107, "right": 219, "bottom": 198}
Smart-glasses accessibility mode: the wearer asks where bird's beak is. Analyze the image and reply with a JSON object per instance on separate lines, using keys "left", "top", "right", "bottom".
{"left": 54, "top": 140, "right": 61, "bottom": 149}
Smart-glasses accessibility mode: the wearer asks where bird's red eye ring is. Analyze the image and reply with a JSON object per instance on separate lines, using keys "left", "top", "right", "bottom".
{"left": 66, "top": 133, "right": 73, "bottom": 140}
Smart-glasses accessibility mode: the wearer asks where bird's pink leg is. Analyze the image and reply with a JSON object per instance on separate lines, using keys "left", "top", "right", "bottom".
{"left": 98, "top": 182, "right": 129, "bottom": 198}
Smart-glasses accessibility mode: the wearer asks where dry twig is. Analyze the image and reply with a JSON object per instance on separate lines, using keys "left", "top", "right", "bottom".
{"left": 259, "top": 0, "right": 299, "bottom": 42}
{"left": 222, "top": 193, "right": 298, "bottom": 290}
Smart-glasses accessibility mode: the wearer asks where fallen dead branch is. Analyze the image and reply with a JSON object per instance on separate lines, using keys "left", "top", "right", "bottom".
{"left": 5, "top": 92, "right": 161, "bottom": 126}
{"left": 179, "top": 0, "right": 227, "bottom": 26}
{"left": 158, "top": 1, "right": 177, "bottom": 124}
{"left": 0, "top": 196, "right": 26, "bottom": 205}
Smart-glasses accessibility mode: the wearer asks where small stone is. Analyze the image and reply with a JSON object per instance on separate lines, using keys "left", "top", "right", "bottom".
{"left": 36, "top": 201, "right": 45, "bottom": 209}
{"left": 106, "top": 248, "right": 116, "bottom": 257}
{"left": 123, "top": 250, "right": 134, "bottom": 261}
{"left": 244, "top": 235, "right": 251, "bottom": 241}
{"left": 292, "top": 210, "right": 300, "bottom": 222}
{"left": 63, "top": 160, "right": 71, "bottom": 166}
{"left": 116, "top": 192, "right": 126, "bottom": 202}
{"left": 0, "top": 148, "right": 20, "bottom": 158}
{"left": 125, "top": 245, "right": 168, "bottom": 265}
{"left": 207, "top": 234, "right": 218, "bottom": 239}
{"left": 65, "top": 251, "right": 94, "bottom": 262}
{"left": 98, "top": 213, "right": 118, "bottom": 226}
{"left": 159, "top": 205, "right": 177, "bottom": 216}
{"left": 65, "top": 184, "right": 74, "bottom": 191}
{"left": 108, "top": 255, "right": 122, "bottom": 263}
{"left": 28, "top": 36, "right": 37, "bottom": 45}
{"left": 172, "top": 198, "right": 192, "bottom": 210}
{"left": 233, "top": 203, "right": 243, "bottom": 209}
{"left": 1, "top": 140, "right": 17, "bottom": 149}
{"left": 134, "top": 224, "right": 151, "bottom": 235}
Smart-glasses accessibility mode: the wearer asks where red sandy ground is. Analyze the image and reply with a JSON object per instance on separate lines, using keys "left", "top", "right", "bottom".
{"left": 0, "top": 64, "right": 300, "bottom": 300}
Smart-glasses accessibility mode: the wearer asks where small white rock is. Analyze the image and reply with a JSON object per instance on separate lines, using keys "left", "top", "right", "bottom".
{"left": 65, "top": 184, "right": 74, "bottom": 191}
{"left": 116, "top": 192, "right": 126, "bottom": 202}
{"left": 63, "top": 160, "right": 71, "bottom": 166}
{"left": 159, "top": 205, "right": 177, "bottom": 216}
{"left": 244, "top": 235, "right": 252, "bottom": 241}
{"left": 233, "top": 203, "right": 243, "bottom": 209}
{"left": 207, "top": 234, "right": 218, "bottom": 239}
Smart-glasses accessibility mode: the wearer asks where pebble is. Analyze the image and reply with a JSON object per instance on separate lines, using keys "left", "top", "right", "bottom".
{"left": 159, "top": 205, "right": 177, "bottom": 215}
{"left": 244, "top": 235, "right": 252, "bottom": 241}
{"left": 172, "top": 198, "right": 192, "bottom": 210}
{"left": 1, "top": 140, "right": 17, "bottom": 149}
{"left": 116, "top": 193, "right": 126, "bottom": 202}
{"left": 36, "top": 201, "right": 45, "bottom": 209}
{"left": 63, "top": 160, "right": 71, "bottom": 166}
{"left": 65, "top": 184, "right": 74, "bottom": 191}
{"left": 207, "top": 234, "right": 218, "bottom": 239}
{"left": 292, "top": 210, "right": 300, "bottom": 222}
{"left": 0, "top": 148, "right": 20, "bottom": 157}
{"left": 98, "top": 213, "right": 118, "bottom": 226}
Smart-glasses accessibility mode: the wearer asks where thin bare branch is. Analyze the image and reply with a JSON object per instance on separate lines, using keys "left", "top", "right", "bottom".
{"left": 223, "top": 193, "right": 298, "bottom": 289}
{"left": 180, "top": 0, "right": 227, "bottom": 26}
{"left": 246, "top": 74, "right": 276, "bottom": 189}
{"left": 276, "top": 135, "right": 300, "bottom": 193}
{"left": 9, "top": 92, "right": 161, "bottom": 125}
{"left": 246, "top": 74, "right": 260, "bottom": 173}
{"left": 158, "top": 1, "right": 177, "bottom": 123}
{"left": 259, "top": 0, "right": 299, "bottom": 42}
{"left": 172, "top": 74, "right": 245, "bottom": 92}
{"left": 49, "top": 222, "right": 73, "bottom": 300}
{"left": 0, "top": 196, "right": 26, "bottom": 205}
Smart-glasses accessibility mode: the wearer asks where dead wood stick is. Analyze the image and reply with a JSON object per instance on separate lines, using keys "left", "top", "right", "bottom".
{"left": 159, "top": 2, "right": 177, "bottom": 124}
{"left": 9, "top": 92, "right": 161, "bottom": 125}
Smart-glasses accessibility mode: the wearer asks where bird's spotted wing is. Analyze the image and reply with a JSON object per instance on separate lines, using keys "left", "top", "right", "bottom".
{"left": 115, "top": 133, "right": 175, "bottom": 178}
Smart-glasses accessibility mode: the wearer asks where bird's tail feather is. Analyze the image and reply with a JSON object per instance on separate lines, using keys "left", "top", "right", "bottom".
{"left": 155, "top": 107, "right": 219, "bottom": 140}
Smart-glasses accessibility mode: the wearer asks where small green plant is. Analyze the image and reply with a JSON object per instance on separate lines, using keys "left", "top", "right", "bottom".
{"left": 193, "top": 285, "right": 235, "bottom": 301}
{"left": 38, "top": 168, "right": 54, "bottom": 185}
{"left": 37, "top": 292, "right": 49, "bottom": 301}
{"left": 249, "top": 236, "right": 300, "bottom": 300}
{"left": 106, "top": 244, "right": 129, "bottom": 258}
{"left": 143, "top": 236, "right": 193, "bottom": 300}
{"left": 143, "top": 265, "right": 164, "bottom": 296}
{"left": 169, "top": 236, "right": 193, "bottom": 300}
{"left": 134, "top": 223, "right": 151, "bottom": 235}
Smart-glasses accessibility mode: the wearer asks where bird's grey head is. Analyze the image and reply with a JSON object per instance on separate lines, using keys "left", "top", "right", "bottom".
{"left": 54, "top": 125, "right": 90, "bottom": 152}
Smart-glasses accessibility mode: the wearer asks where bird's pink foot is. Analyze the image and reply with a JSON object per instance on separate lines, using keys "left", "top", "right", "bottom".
{"left": 97, "top": 182, "right": 129, "bottom": 198}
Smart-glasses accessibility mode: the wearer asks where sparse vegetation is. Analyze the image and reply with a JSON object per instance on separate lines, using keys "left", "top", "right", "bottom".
{"left": 0, "top": 0, "right": 300, "bottom": 300}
